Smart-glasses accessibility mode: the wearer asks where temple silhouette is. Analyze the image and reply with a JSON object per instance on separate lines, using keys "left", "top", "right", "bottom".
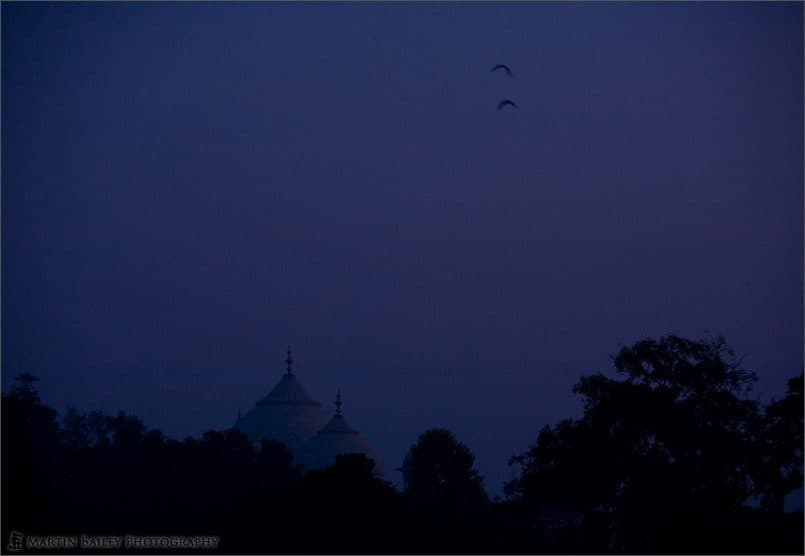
{"left": 233, "top": 346, "right": 382, "bottom": 474}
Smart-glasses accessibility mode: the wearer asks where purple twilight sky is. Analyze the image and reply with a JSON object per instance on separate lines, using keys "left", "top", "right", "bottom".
{"left": 2, "top": 2, "right": 803, "bottom": 494}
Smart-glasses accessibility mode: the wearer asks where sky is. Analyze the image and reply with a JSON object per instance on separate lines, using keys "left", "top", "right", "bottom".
{"left": 2, "top": 1, "right": 803, "bottom": 496}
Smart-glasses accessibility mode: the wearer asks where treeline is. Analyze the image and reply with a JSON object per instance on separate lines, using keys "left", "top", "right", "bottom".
{"left": 2, "top": 335, "right": 803, "bottom": 554}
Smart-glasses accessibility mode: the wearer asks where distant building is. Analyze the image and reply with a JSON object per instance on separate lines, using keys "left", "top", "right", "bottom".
{"left": 298, "top": 390, "right": 383, "bottom": 475}
{"left": 233, "top": 347, "right": 382, "bottom": 474}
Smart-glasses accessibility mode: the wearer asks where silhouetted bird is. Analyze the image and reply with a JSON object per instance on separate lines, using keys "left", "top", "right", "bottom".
{"left": 490, "top": 64, "right": 513, "bottom": 76}
{"left": 497, "top": 99, "right": 518, "bottom": 110}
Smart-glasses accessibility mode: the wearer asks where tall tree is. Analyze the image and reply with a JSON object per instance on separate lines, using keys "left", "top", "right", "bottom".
{"left": 753, "top": 373, "right": 804, "bottom": 513}
{"left": 2, "top": 375, "right": 64, "bottom": 533}
{"left": 403, "top": 428, "right": 488, "bottom": 519}
{"left": 508, "top": 335, "right": 764, "bottom": 552}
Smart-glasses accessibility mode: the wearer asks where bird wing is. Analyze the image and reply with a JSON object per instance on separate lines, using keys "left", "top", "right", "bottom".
{"left": 491, "top": 64, "right": 512, "bottom": 76}
{"left": 497, "top": 99, "right": 518, "bottom": 110}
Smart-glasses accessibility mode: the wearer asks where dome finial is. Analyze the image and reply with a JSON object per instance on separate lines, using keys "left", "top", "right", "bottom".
{"left": 335, "top": 389, "right": 342, "bottom": 415}
{"left": 285, "top": 345, "right": 293, "bottom": 375}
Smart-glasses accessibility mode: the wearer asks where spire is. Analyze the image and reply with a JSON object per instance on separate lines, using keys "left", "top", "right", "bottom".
{"left": 285, "top": 345, "right": 293, "bottom": 375}
{"left": 335, "top": 389, "right": 342, "bottom": 416}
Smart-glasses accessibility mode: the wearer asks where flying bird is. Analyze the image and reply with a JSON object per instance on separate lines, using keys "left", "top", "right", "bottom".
{"left": 490, "top": 64, "right": 513, "bottom": 76}
{"left": 497, "top": 99, "right": 518, "bottom": 110}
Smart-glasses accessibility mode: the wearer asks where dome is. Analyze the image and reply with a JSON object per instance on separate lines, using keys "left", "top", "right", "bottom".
{"left": 233, "top": 348, "right": 328, "bottom": 455}
{"left": 298, "top": 391, "right": 384, "bottom": 476}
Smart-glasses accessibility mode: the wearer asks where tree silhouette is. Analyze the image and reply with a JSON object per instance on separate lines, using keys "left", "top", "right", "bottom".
{"left": 3, "top": 375, "right": 64, "bottom": 534}
{"left": 62, "top": 407, "right": 90, "bottom": 450}
{"left": 255, "top": 438, "right": 302, "bottom": 490}
{"left": 11, "top": 373, "right": 41, "bottom": 405}
{"left": 753, "top": 373, "right": 804, "bottom": 513}
{"left": 292, "top": 454, "right": 405, "bottom": 553}
{"left": 507, "top": 335, "right": 778, "bottom": 552}
{"left": 3, "top": 353, "right": 801, "bottom": 554}
{"left": 403, "top": 429, "right": 488, "bottom": 518}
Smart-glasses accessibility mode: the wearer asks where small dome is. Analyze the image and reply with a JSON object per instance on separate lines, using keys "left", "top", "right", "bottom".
{"left": 234, "top": 348, "right": 328, "bottom": 455}
{"left": 298, "top": 390, "right": 384, "bottom": 476}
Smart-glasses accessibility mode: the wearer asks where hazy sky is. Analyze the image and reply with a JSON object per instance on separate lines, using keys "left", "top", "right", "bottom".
{"left": 3, "top": 2, "right": 802, "bottom": 494}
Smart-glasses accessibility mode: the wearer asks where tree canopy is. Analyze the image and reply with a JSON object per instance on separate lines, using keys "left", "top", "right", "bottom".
{"left": 507, "top": 335, "right": 802, "bottom": 552}
{"left": 3, "top": 339, "right": 802, "bottom": 554}
{"left": 403, "top": 428, "right": 489, "bottom": 519}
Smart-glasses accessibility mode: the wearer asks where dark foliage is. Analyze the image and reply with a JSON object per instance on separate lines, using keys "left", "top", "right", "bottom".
{"left": 403, "top": 428, "right": 488, "bottom": 516}
{"left": 507, "top": 335, "right": 804, "bottom": 553}
{"left": 1, "top": 376, "right": 502, "bottom": 553}
{"left": 2, "top": 337, "right": 803, "bottom": 554}
{"left": 752, "top": 373, "right": 804, "bottom": 513}
{"left": 401, "top": 429, "right": 494, "bottom": 552}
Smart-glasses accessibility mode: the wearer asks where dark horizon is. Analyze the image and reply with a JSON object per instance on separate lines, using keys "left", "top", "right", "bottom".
{"left": 2, "top": 1, "right": 803, "bottom": 497}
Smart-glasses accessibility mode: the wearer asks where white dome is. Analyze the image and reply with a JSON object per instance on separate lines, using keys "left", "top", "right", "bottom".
{"left": 298, "top": 392, "right": 383, "bottom": 476}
